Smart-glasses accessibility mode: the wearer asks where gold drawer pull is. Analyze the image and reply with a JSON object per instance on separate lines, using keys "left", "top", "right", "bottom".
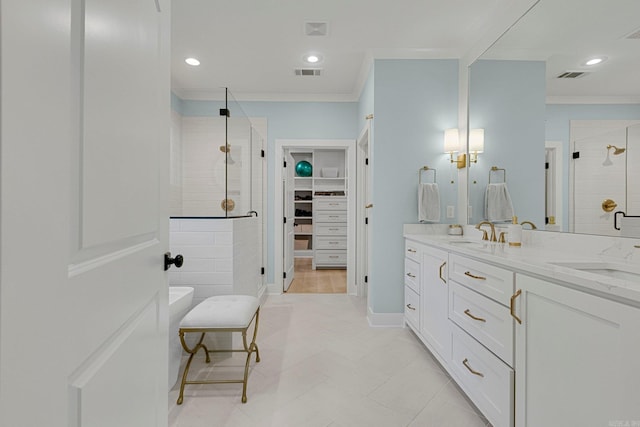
{"left": 464, "top": 271, "right": 487, "bottom": 280}
{"left": 407, "top": 248, "right": 417, "bottom": 253}
{"left": 462, "top": 358, "right": 484, "bottom": 377}
{"left": 406, "top": 304, "right": 416, "bottom": 311}
{"left": 406, "top": 272, "right": 416, "bottom": 278}
{"left": 439, "top": 261, "right": 447, "bottom": 284}
{"left": 464, "top": 309, "right": 486, "bottom": 322}
{"left": 510, "top": 289, "right": 522, "bottom": 324}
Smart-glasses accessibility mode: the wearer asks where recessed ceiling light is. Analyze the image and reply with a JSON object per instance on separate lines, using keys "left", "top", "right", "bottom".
{"left": 303, "top": 54, "right": 322, "bottom": 64}
{"left": 185, "top": 57, "right": 200, "bottom": 66}
{"left": 583, "top": 56, "right": 606, "bottom": 66}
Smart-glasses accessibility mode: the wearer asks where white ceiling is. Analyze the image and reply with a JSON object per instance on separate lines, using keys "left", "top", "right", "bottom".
{"left": 480, "top": 0, "right": 640, "bottom": 103}
{"left": 171, "top": 0, "right": 640, "bottom": 103}
{"left": 170, "top": 0, "right": 506, "bottom": 101}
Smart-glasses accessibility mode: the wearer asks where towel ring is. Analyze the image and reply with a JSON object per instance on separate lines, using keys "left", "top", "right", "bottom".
{"left": 419, "top": 166, "right": 437, "bottom": 184}
{"left": 489, "top": 166, "right": 506, "bottom": 184}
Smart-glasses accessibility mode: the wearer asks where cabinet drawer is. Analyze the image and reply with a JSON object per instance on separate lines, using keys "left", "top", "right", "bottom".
{"left": 315, "top": 224, "right": 347, "bottom": 235}
{"left": 451, "top": 325, "right": 514, "bottom": 427}
{"left": 449, "top": 254, "right": 514, "bottom": 306}
{"left": 404, "top": 258, "right": 420, "bottom": 294}
{"left": 315, "top": 211, "right": 346, "bottom": 223}
{"left": 315, "top": 198, "right": 347, "bottom": 210}
{"left": 315, "top": 250, "right": 346, "bottom": 265}
{"left": 316, "top": 236, "right": 347, "bottom": 250}
{"left": 405, "top": 286, "right": 420, "bottom": 330}
{"left": 405, "top": 240, "right": 421, "bottom": 262}
{"left": 449, "top": 281, "right": 513, "bottom": 366}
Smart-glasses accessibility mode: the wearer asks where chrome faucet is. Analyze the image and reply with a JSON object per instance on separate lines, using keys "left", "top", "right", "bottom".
{"left": 475, "top": 221, "right": 496, "bottom": 242}
{"left": 520, "top": 221, "right": 537, "bottom": 230}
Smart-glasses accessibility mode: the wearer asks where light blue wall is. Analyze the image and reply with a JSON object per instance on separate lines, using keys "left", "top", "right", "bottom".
{"left": 369, "top": 59, "right": 459, "bottom": 314}
{"left": 546, "top": 104, "right": 640, "bottom": 229}
{"left": 175, "top": 98, "right": 358, "bottom": 283}
{"left": 469, "top": 60, "right": 546, "bottom": 227}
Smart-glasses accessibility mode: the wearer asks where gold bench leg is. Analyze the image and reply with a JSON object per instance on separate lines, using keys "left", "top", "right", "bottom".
{"left": 177, "top": 307, "right": 261, "bottom": 404}
{"left": 177, "top": 331, "right": 209, "bottom": 405}
{"left": 240, "top": 307, "right": 260, "bottom": 403}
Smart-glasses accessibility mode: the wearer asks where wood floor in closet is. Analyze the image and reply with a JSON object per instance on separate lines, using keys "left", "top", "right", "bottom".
{"left": 287, "top": 258, "right": 346, "bottom": 293}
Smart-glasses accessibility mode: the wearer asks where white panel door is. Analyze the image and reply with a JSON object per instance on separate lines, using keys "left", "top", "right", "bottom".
{"left": 283, "top": 151, "right": 295, "bottom": 291}
{"left": 0, "top": 1, "right": 170, "bottom": 426}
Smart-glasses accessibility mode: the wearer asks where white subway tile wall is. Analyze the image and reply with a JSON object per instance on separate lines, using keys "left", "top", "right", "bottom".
{"left": 169, "top": 218, "right": 263, "bottom": 307}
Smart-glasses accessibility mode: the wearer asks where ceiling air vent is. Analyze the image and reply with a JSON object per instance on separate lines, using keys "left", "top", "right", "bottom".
{"left": 557, "top": 71, "right": 589, "bottom": 79}
{"left": 295, "top": 68, "right": 322, "bottom": 76}
{"left": 304, "top": 22, "right": 328, "bottom": 36}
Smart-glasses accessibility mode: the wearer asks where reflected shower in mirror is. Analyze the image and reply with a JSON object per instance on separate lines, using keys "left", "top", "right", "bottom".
{"left": 467, "top": 0, "right": 640, "bottom": 236}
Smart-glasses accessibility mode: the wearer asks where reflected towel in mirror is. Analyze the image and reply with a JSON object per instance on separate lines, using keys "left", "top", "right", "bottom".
{"left": 418, "top": 183, "right": 440, "bottom": 222}
{"left": 485, "top": 183, "right": 514, "bottom": 222}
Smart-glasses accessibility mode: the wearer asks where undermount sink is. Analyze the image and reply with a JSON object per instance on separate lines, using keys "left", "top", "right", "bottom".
{"left": 550, "top": 261, "right": 640, "bottom": 282}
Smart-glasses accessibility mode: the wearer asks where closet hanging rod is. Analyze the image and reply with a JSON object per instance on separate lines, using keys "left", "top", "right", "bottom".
{"left": 419, "top": 166, "right": 437, "bottom": 184}
{"left": 489, "top": 166, "right": 506, "bottom": 184}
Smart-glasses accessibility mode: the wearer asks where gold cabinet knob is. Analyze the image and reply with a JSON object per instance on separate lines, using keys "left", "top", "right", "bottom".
{"left": 602, "top": 199, "right": 617, "bottom": 212}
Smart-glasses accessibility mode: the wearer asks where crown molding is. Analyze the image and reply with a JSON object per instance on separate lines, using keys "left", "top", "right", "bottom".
{"left": 546, "top": 95, "right": 640, "bottom": 105}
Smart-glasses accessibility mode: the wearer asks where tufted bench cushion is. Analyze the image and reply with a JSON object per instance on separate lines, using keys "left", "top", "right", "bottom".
{"left": 180, "top": 295, "right": 260, "bottom": 329}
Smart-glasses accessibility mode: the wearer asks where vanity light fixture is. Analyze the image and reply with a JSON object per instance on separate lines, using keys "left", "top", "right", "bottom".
{"left": 469, "top": 129, "right": 484, "bottom": 163}
{"left": 443, "top": 128, "right": 466, "bottom": 169}
{"left": 185, "top": 57, "right": 200, "bottom": 66}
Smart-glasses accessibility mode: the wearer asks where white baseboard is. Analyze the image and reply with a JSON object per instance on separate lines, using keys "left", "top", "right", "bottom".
{"left": 367, "top": 306, "right": 405, "bottom": 328}
{"left": 266, "top": 282, "right": 282, "bottom": 295}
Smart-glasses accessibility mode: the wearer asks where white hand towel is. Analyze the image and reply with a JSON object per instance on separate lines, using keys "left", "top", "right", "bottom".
{"left": 418, "top": 183, "right": 440, "bottom": 222}
{"left": 485, "top": 183, "right": 514, "bottom": 222}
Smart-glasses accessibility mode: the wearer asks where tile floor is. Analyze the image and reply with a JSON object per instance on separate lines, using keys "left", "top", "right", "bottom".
{"left": 168, "top": 294, "right": 492, "bottom": 427}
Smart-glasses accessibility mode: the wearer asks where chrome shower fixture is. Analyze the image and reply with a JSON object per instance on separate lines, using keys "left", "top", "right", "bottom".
{"left": 607, "top": 144, "right": 626, "bottom": 155}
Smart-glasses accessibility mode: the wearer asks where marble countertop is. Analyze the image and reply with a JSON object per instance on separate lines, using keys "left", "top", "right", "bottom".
{"left": 404, "top": 232, "right": 640, "bottom": 307}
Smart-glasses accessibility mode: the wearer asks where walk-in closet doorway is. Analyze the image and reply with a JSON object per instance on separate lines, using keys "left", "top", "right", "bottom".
{"left": 274, "top": 139, "right": 358, "bottom": 295}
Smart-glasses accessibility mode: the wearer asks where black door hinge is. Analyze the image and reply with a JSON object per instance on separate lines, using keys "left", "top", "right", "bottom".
{"left": 545, "top": 162, "right": 549, "bottom": 169}
{"left": 219, "top": 108, "right": 230, "bottom": 117}
{"left": 283, "top": 272, "right": 287, "bottom": 279}
{"left": 365, "top": 217, "right": 368, "bottom": 225}
{"left": 365, "top": 158, "right": 369, "bottom": 165}
{"left": 261, "top": 267, "right": 265, "bottom": 275}
{"left": 284, "top": 160, "right": 287, "bottom": 167}
{"left": 364, "top": 275, "right": 368, "bottom": 283}
{"left": 261, "top": 150, "right": 265, "bottom": 158}
{"left": 572, "top": 151, "right": 580, "bottom": 159}
{"left": 284, "top": 217, "right": 287, "bottom": 224}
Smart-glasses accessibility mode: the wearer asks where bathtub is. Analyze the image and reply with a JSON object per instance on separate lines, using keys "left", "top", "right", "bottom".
{"left": 169, "top": 286, "right": 194, "bottom": 390}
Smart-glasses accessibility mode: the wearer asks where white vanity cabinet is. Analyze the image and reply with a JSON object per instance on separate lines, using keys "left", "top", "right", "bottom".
{"left": 420, "top": 245, "right": 451, "bottom": 361}
{"left": 514, "top": 274, "right": 640, "bottom": 427}
{"left": 403, "top": 240, "right": 451, "bottom": 364}
{"left": 448, "top": 254, "right": 515, "bottom": 427}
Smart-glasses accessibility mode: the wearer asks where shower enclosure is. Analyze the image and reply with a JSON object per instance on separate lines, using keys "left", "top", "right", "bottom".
{"left": 169, "top": 88, "right": 266, "bottom": 302}
{"left": 571, "top": 121, "right": 640, "bottom": 236}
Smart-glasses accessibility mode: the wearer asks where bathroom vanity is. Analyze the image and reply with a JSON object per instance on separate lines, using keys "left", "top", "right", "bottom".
{"left": 404, "top": 229, "right": 640, "bottom": 427}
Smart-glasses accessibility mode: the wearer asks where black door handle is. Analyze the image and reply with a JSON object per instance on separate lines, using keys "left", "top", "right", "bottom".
{"left": 164, "top": 252, "right": 184, "bottom": 271}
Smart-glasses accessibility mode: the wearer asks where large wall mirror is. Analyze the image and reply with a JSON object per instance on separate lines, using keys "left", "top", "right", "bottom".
{"left": 468, "top": 0, "right": 640, "bottom": 237}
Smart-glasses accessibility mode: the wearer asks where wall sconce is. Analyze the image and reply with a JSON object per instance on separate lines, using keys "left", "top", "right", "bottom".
{"left": 443, "top": 128, "right": 466, "bottom": 169}
{"left": 469, "top": 129, "right": 484, "bottom": 163}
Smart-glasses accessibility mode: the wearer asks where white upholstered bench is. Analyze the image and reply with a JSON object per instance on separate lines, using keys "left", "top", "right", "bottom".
{"left": 176, "top": 295, "right": 261, "bottom": 404}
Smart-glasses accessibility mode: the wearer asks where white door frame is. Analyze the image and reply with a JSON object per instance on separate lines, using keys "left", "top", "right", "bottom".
{"left": 274, "top": 139, "right": 357, "bottom": 295}
{"left": 545, "top": 141, "right": 563, "bottom": 231}
{"left": 356, "top": 123, "right": 371, "bottom": 298}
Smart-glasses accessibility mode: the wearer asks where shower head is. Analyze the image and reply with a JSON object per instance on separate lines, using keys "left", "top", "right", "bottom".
{"left": 607, "top": 144, "right": 626, "bottom": 155}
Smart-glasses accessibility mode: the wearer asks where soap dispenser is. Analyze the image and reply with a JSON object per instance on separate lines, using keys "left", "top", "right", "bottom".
{"left": 508, "top": 216, "right": 522, "bottom": 247}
